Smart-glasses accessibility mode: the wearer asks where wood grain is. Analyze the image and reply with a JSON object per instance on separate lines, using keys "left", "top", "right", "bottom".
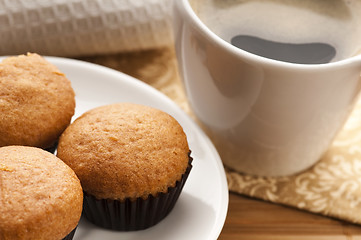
{"left": 219, "top": 193, "right": 361, "bottom": 240}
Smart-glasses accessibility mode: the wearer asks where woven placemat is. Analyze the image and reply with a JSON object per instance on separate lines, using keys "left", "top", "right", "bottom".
{"left": 78, "top": 46, "right": 361, "bottom": 225}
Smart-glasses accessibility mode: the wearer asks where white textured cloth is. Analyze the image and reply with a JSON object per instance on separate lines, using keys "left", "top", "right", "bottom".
{"left": 0, "top": 0, "right": 173, "bottom": 56}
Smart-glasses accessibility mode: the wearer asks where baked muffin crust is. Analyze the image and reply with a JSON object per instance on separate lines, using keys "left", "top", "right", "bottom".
{"left": 0, "top": 146, "right": 83, "bottom": 240}
{"left": 57, "top": 103, "right": 190, "bottom": 200}
{"left": 0, "top": 53, "right": 75, "bottom": 148}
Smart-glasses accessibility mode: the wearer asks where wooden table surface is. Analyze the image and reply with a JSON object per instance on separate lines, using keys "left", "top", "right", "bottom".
{"left": 218, "top": 193, "right": 361, "bottom": 240}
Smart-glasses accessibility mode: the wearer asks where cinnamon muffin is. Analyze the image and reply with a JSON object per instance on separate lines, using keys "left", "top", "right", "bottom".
{"left": 0, "top": 53, "right": 75, "bottom": 151}
{"left": 0, "top": 146, "right": 83, "bottom": 240}
{"left": 57, "top": 103, "right": 192, "bottom": 230}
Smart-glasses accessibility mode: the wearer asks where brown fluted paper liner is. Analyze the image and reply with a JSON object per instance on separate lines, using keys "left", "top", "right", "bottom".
{"left": 79, "top": 46, "right": 361, "bottom": 225}
{"left": 82, "top": 159, "right": 192, "bottom": 231}
{"left": 62, "top": 227, "right": 77, "bottom": 240}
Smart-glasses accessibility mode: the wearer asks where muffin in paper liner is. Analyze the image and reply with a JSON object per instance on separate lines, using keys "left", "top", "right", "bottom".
{"left": 0, "top": 53, "right": 75, "bottom": 150}
{"left": 57, "top": 103, "right": 192, "bottom": 231}
{"left": 0, "top": 146, "right": 83, "bottom": 240}
{"left": 62, "top": 227, "right": 77, "bottom": 240}
{"left": 83, "top": 158, "right": 193, "bottom": 231}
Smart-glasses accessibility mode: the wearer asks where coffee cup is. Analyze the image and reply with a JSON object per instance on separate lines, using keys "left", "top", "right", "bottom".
{"left": 172, "top": 0, "right": 361, "bottom": 176}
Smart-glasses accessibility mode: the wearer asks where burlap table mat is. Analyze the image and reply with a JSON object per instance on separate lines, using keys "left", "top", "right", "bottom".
{"left": 78, "top": 46, "right": 361, "bottom": 225}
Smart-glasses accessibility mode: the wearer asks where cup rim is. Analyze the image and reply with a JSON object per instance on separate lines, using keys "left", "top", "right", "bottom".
{"left": 178, "top": 0, "right": 361, "bottom": 70}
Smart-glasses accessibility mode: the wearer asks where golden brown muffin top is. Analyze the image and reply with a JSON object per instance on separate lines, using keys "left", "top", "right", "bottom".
{"left": 0, "top": 53, "right": 75, "bottom": 149}
{"left": 0, "top": 146, "right": 83, "bottom": 240}
{"left": 57, "top": 103, "right": 190, "bottom": 200}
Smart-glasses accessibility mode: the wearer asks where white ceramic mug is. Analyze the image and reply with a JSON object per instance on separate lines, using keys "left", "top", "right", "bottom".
{"left": 172, "top": 0, "right": 361, "bottom": 176}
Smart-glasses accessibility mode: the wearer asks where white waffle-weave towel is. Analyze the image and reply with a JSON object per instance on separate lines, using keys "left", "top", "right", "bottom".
{"left": 0, "top": 0, "right": 174, "bottom": 56}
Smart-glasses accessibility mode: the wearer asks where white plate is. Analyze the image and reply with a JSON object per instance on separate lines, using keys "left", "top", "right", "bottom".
{"left": 45, "top": 57, "right": 229, "bottom": 240}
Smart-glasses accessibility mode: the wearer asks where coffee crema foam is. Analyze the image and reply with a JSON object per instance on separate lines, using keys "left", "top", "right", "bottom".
{"left": 190, "top": 0, "right": 361, "bottom": 62}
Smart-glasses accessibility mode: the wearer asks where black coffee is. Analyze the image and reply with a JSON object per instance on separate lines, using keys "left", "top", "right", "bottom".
{"left": 231, "top": 35, "right": 336, "bottom": 64}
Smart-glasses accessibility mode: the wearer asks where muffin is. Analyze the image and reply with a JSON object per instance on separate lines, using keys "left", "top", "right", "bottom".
{"left": 57, "top": 103, "right": 192, "bottom": 230}
{"left": 0, "top": 146, "right": 83, "bottom": 240}
{"left": 0, "top": 53, "right": 75, "bottom": 151}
